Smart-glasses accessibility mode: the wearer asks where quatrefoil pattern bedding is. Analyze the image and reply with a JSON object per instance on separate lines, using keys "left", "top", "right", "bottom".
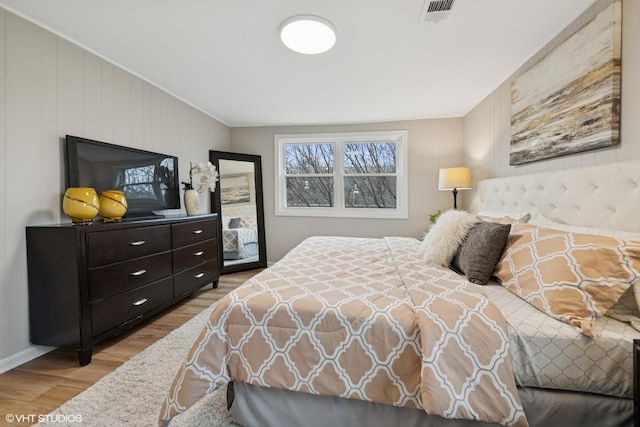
{"left": 160, "top": 236, "right": 527, "bottom": 427}
{"left": 496, "top": 223, "right": 640, "bottom": 336}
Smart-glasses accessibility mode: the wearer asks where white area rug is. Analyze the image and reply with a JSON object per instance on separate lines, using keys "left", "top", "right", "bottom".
{"left": 33, "top": 305, "right": 238, "bottom": 427}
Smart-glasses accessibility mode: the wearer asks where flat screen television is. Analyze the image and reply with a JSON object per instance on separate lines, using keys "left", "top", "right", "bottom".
{"left": 65, "top": 135, "right": 180, "bottom": 220}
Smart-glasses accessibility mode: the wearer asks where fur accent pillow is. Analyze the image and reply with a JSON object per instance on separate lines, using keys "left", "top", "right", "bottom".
{"left": 418, "top": 210, "right": 480, "bottom": 267}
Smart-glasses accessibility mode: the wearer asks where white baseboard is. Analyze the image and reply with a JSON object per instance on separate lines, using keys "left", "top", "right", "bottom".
{"left": 0, "top": 345, "right": 55, "bottom": 374}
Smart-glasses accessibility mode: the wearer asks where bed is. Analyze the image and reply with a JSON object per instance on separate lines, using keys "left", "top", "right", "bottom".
{"left": 222, "top": 217, "right": 259, "bottom": 260}
{"left": 159, "top": 159, "right": 640, "bottom": 427}
{"left": 221, "top": 203, "right": 260, "bottom": 261}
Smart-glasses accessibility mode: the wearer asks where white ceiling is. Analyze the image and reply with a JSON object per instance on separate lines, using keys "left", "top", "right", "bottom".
{"left": 0, "top": 0, "right": 597, "bottom": 127}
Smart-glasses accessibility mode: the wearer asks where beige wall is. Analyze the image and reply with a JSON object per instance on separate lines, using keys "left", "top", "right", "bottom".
{"left": 0, "top": 10, "right": 231, "bottom": 371}
{"left": 231, "top": 118, "right": 464, "bottom": 262}
{"left": 464, "top": 0, "right": 640, "bottom": 199}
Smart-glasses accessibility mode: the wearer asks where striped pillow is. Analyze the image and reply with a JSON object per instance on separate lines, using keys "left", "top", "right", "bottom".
{"left": 495, "top": 223, "right": 640, "bottom": 336}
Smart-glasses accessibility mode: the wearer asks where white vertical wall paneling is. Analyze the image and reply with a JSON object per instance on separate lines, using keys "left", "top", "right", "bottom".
{"left": 142, "top": 82, "right": 153, "bottom": 150}
{"left": 0, "top": 10, "right": 232, "bottom": 370}
{"left": 84, "top": 52, "right": 103, "bottom": 139}
{"left": 131, "top": 76, "right": 144, "bottom": 150}
{"left": 57, "top": 39, "right": 84, "bottom": 137}
{"left": 5, "top": 13, "right": 42, "bottom": 358}
{"left": 464, "top": 0, "right": 640, "bottom": 184}
{"left": 0, "top": 9, "right": 7, "bottom": 361}
{"left": 151, "top": 86, "right": 163, "bottom": 153}
{"left": 101, "top": 61, "right": 115, "bottom": 143}
{"left": 113, "top": 68, "right": 131, "bottom": 147}
{"left": 160, "top": 91, "right": 174, "bottom": 154}
{"left": 616, "top": 0, "right": 640, "bottom": 160}
{"left": 42, "top": 31, "right": 60, "bottom": 223}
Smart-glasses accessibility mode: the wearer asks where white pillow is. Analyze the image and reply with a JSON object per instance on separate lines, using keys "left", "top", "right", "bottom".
{"left": 476, "top": 211, "right": 531, "bottom": 223}
{"left": 528, "top": 214, "right": 640, "bottom": 239}
{"left": 418, "top": 210, "right": 480, "bottom": 267}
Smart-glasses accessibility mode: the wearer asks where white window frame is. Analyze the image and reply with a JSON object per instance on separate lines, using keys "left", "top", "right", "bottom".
{"left": 275, "top": 130, "right": 408, "bottom": 219}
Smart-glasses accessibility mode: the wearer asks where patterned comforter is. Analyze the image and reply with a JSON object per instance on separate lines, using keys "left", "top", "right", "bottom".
{"left": 159, "top": 236, "right": 528, "bottom": 426}
{"left": 222, "top": 227, "right": 258, "bottom": 253}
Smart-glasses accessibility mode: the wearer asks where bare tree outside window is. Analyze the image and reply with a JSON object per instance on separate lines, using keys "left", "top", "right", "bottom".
{"left": 344, "top": 142, "right": 397, "bottom": 209}
{"left": 284, "top": 141, "right": 397, "bottom": 209}
{"left": 122, "top": 159, "right": 174, "bottom": 202}
{"left": 285, "top": 144, "right": 334, "bottom": 207}
{"left": 276, "top": 131, "right": 407, "bottom": 219}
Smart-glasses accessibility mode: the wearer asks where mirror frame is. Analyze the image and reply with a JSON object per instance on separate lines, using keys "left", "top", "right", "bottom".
{"left": 209, "top": 150, "right": 267, "bottom": 274}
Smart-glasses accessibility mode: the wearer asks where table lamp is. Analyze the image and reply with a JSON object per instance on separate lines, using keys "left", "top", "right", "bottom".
{"left": 438, "top": 167, "right": 471, "bottom": 210}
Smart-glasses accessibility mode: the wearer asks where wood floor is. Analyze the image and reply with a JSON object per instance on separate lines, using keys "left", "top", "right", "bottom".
{"left": 0, "top": 270, "right": 258, "bottom": 427}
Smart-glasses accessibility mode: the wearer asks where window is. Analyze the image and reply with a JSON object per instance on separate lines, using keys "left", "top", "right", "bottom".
{"left": 275, "top": 131, "right": 408, "bottom": 218}
{"left": 120, "top": 159, "right": 173, "bottom": 200}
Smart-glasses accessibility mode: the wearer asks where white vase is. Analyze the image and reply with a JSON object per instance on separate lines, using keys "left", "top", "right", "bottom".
{"left": 184, "top": 189, "right": 199, "bottom": 216}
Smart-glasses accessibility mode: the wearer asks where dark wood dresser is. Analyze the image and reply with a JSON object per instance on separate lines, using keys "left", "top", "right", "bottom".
{"left": 26, "top": 214, "right": 219, "bottom": 365}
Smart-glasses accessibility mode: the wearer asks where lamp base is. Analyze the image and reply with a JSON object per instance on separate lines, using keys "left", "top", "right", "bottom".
{"left": 452, "top": 188, "right": 458, "bottom": 210}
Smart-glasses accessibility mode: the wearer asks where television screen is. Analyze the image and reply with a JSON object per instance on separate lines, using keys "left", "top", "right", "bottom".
{"left": 65, "top": 135, "right": 181, "bottom": 219}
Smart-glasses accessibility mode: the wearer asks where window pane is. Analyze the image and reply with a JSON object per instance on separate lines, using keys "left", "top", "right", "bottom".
{"left": 122, "top": 165, "right": 155, "bottom": 200}
{"left": 344, "top": 142, "right": 396, "bottom": 174}
{"left": 285, "top": 144, "right": 334, "bottom": 174}
{"left": 344, "top": 177, "right": 396, "bottom": 209}
{"left": 286, "top": 177, "right": 334, "bottom": 207}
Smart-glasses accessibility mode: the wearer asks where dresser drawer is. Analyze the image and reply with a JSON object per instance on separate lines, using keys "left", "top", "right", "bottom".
{"left": 88, "top": 251, "right": 172, "bottom": 302}
{"left": 91, "top": 276, "right": 173, "bottom": 337}
{"left": 173, "top": 258, "right": 218, "bottom": 297}
{"left": 87, "top": 225, "right": 171, "bottom": 267}
{"left": 173, "top": 239, "right": 218, "bottom": 274}
{"left": 172, "top": 219, "right": 217, "bottom": 248}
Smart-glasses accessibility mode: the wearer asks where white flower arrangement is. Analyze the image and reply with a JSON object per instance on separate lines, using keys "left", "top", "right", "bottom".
{"left": 182, "top": 161, "right": 219, "bottom": 193}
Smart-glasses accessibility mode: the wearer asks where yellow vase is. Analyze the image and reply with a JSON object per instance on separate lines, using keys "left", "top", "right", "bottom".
{"left": 98, "top": 190, "right": 128, "bottom": 222}
{"left": 63, "top": 187, "right": 100, "bottom": 225}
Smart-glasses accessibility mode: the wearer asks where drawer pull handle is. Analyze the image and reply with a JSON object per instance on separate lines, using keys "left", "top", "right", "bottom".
{"left": 132, "top": 298, "right": 148, "bottom": 306}
{"left": 130, "top": 269, "right": 147, "bottom": 276}
{"left": 193, "top": 251, "right": 204, "bottom": 256}
{"left": 130, "top": 240, "right": 146, "bottom": 246}
{"left": 194, "top": 272, "right": 205, "bottom": 279}
{"left": 192, "top": 229, "right": 203, "bottom": 234}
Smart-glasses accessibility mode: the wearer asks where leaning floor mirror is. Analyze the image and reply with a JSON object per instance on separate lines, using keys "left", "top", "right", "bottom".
{"left": 209, "top": 150, "right": 267, "bottom": 274}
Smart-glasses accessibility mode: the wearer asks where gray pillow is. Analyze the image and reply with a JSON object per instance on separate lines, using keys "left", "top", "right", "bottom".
{"left": 228, "top": 217, "right": 242, "bottom": 228}
{"left": 450, "top": 221, "right": 511, "bottom": 285}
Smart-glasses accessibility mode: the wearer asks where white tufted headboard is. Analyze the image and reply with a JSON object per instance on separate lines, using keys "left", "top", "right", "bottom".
{"left": 472, "top": 159, "right": 640, "bottom": 232}
{"left": 220, "top": 204, "right": 257, "bottom": 229}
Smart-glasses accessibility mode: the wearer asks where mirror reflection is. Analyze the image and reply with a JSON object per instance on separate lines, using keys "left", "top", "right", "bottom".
{"left": 210, "top": 151, "right": 266, "bottom": 273}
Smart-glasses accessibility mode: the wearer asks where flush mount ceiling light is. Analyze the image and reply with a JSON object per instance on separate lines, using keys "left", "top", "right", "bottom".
{"left": 280, "top": 15, "right": 336, "bottom": 54}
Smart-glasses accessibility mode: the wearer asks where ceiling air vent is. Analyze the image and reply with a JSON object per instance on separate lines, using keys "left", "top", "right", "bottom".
{"left": 422, "top": 0, "right": 456, "bottom": 23}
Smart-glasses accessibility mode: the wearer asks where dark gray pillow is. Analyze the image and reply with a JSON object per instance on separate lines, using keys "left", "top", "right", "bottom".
{"left": 228, "top": 217, "right": 242, "bottom": 228}
{"left": 450, "top": 221, "right": 511, "bottom": 285}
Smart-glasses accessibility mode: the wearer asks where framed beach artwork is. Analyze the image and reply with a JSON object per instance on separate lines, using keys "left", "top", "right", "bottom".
{"left": 510, "top": 0, "right": 621, "bottom": 165}
{"left": 220, "top": 174, "right": 251, "bottom": 205}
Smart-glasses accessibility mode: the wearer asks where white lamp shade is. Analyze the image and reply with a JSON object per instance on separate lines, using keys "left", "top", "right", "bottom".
{"left": 438, "top": 167, "right": 471, "bottom": 191}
